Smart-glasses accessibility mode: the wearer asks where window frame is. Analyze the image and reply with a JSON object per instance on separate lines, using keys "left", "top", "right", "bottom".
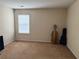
{"left": 18, "top": 14, "right": 30, "bottom": 34}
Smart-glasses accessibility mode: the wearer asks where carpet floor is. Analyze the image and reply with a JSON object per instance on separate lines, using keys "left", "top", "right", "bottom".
{"left": 0, "top": 41, "right": 76, "bottom": 59}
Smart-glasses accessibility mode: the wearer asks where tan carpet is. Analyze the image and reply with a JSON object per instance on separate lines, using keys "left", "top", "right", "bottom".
{"left": 0, "top": 42, "right": 76, "bottom": 59}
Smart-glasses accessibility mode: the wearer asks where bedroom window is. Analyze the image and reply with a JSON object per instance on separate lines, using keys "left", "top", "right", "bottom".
{"left": 18, "top": 15, "right": 30, "bottom": 34}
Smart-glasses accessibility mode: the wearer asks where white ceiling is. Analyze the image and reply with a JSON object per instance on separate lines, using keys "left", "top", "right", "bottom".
{"left": 0, "top": 0, "right": 75, "bottom": 9}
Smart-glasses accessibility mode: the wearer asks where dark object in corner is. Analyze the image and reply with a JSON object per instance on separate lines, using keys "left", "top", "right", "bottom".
{"left": 0, "top": 36, "right": 4, "bottom": 51}
{"left": 60, "top": 28, "right": 67, "bottom": 45}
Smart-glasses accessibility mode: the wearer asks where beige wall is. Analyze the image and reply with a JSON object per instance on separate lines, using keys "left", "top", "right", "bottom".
{"left": 67, "top": 0, "right": 79, "bottom": 59}
{"left": 0, "top": 5, "right": 14, "bottom": 46}
{"left": 14, "top": 9, "right": 67, "bottom": 42}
